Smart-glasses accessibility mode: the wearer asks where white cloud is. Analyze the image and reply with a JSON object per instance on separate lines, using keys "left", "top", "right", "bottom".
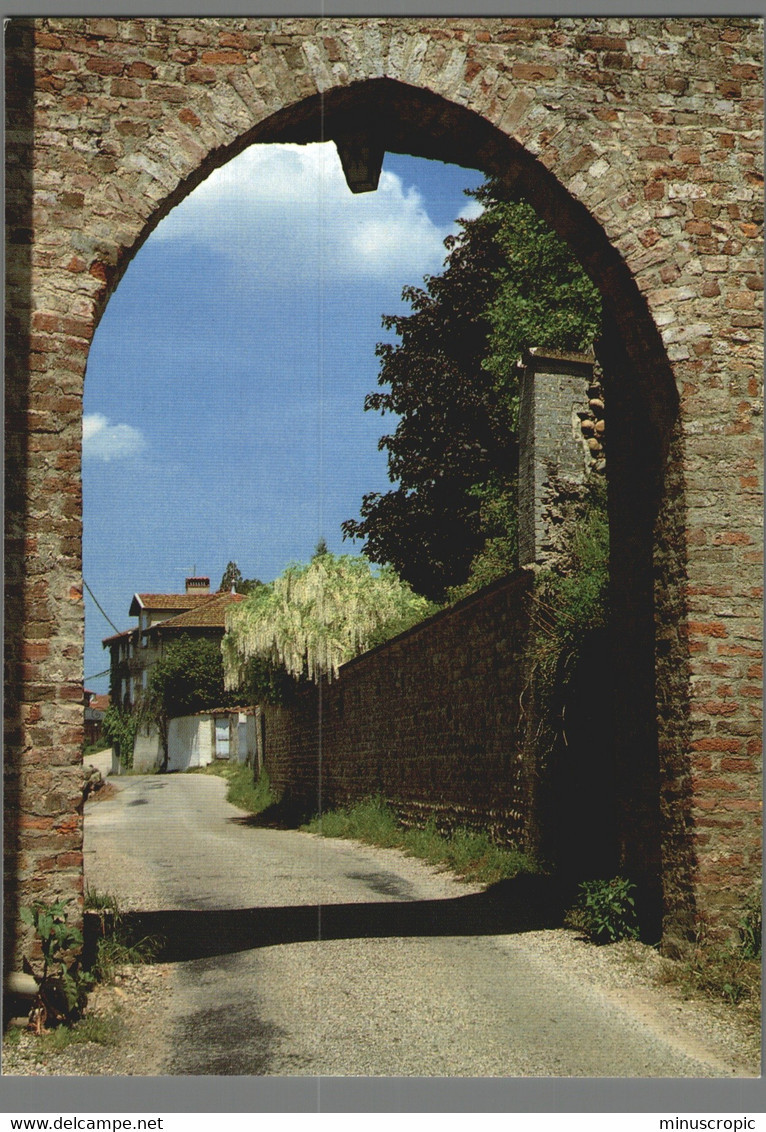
{"left": 457, "top": 198, "right": 485, "bottom": 223}
{"left": 83, "top": 413, "right": 145, "bottom": 462}
{"left": 152, "top": 143, "right": 459, "bottom": 282}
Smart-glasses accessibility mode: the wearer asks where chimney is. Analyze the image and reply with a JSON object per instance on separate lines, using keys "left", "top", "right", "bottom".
{"left": 185, "top": 576, "right": 210, "bottom": 594}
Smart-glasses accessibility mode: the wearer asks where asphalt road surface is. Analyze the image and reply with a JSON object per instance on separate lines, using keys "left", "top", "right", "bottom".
{"left": 84, "top": 772, "right": 750, "bottom": 1077}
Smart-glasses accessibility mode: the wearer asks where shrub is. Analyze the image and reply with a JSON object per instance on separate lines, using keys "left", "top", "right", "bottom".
{"left": 566, "top": 876, "right": 640, "bottom": 944}
{"left": 101, "top": 705, "right": 137, "bottom": 772}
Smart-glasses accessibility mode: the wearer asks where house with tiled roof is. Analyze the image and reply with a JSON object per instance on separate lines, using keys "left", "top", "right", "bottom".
{"left": 144, "top": 589, "right": 246, "bottom": 639}
{"left": 103, "top": 575, "right": 256, "bottom": 772}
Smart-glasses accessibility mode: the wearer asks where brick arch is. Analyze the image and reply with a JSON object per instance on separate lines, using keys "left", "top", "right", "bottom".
{"left": 5, "top": 17, "right": 762, "bottom": 968}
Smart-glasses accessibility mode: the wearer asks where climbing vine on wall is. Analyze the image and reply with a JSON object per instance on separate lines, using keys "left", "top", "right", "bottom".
{"left": 523, "top": 479, "right": 611, "bottom": 862}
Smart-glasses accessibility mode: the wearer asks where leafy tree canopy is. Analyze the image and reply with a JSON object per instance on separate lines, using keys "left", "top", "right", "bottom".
{"left": 147, "top": 634, "right": 240, "bottom": 720}
{"left": 222, "top": 549, "right": 434, "bottom": 687}
{"left": 343, "top": 181, "right": 602, "bottom": 603}
{"left": 481, "top": 190, "right": 602, "bottom": 417}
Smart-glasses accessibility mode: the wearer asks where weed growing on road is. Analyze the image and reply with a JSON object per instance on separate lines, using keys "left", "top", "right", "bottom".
{"left": 84, "top": 889, "right": 160, "bottom": 984}
{"left": 304, "top": 795, "right": 539, "bottom": 885}
{"left": 190, "top": 762, "right": 276, "bottom": 815}
{"left": 84, "top": 888, "right": 120, "bottom": 913}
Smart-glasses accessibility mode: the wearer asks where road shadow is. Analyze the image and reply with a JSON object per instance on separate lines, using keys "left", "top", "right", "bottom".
{"left": 85, "top": 874, "right": 564, "bottom": 965}
{"left": 226, "top": 798, "right": 311, "bottom": 829}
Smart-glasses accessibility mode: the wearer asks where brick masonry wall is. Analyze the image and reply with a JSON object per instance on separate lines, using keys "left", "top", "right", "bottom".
{"left": 264, "top": 571, "right": 535, "bottom": 845}
{"left": 4, "top": 17, "right": 762, "bottom": 963}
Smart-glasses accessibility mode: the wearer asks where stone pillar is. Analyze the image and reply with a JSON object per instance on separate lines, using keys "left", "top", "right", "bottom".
{"left": 517, "top": 348, "right": 596, "bottom": 568}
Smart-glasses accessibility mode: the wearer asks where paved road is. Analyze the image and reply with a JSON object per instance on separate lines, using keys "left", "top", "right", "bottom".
{"left": 84, "top": 773, "right": 746, "bottom": 1077}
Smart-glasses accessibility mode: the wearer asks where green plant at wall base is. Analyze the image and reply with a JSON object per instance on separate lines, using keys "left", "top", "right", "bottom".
{"left": 566, "top": 877, "right": 640, "bottom": 944}
{"left": 20, "top": 899, "right": 94, "bottom": 1030}
{"left": 304, "top": 796, "right": 540, "bottom": 886}
{"left": 738, "top": 889, "right": 762, "bottom": 960}
{"left": 665, "top": 937, "right": 760, "bottom": 1018}
{"left": 226, "top": 766, "right": 275, "bottom": 815}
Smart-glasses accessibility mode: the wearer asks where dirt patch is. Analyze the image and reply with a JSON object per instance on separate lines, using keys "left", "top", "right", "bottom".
{"left": 87, "top": 782, "right": 118, "bottom": 804}
{"left": 2, "top": 963, "right": 175, "bottom": 1076}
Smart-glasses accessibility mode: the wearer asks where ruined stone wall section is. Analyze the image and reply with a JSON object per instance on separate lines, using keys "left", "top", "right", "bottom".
{"left": 517, "top": 350, "right": 598, "bottom": 568}
{"left": 5, "top": 17, "right": 763, "bottom": 962}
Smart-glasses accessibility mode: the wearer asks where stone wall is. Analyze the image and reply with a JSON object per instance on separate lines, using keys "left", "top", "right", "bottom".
{"left": 5, "top": 17, "right": 762, "bottom": 965}
{"left": 264, "top": 571, "right": 536, "bottom": 845}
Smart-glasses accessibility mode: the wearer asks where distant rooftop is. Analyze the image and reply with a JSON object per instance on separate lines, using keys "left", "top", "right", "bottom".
{"left": 129, "top": 592, "right": 213, "bottom": 617}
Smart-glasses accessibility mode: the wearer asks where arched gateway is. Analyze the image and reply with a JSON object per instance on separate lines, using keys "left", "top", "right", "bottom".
{"left": 5, "top": 17, "right": 762, "bottom": 967}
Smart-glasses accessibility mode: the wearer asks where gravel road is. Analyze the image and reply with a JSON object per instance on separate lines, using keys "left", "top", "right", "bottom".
{"left": 4, "top": 772, "right": 759, "bottom": 1077}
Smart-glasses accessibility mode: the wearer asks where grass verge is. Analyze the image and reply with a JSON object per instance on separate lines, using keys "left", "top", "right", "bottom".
{"left": 190, "top": 762, "right": 276, "bottom": 815}
{"left": 303, "top": 795, "right": 539, "bottom": 886}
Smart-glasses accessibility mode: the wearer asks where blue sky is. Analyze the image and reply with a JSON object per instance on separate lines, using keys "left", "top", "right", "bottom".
{"left": 83, "top": 145, "right": 485, "bottom": 690}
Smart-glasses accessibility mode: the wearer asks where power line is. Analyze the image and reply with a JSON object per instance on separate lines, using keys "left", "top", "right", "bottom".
{"left": 85, "top": 668, "right": 110, "bottom": 682}
{"left": 82, "top": 578, "right": 121, "bottom": 635}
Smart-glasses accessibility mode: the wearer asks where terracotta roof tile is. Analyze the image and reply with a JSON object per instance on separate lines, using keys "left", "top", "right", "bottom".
{"left": 102, "top": 627, "right": 139, "bottom": 647}
{"left": 147, "top": 592, "right": 246, "bottom": 633}
{"left": 129, "top": 593, "right": 214, "bottom": 616}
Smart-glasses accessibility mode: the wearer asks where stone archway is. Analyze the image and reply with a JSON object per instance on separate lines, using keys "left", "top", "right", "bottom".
{"left": 5, "top": 17, "right": 762, "bottom": 969}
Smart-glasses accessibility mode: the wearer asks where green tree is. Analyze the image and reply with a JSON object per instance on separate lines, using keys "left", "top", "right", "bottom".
{"left": 482, "top": 191, "right": 602, "bottom": 417}
{"left": 219, "top": 561, "right": 243, "bottom": 592}
{"left": 146, "top": 634, "right": 237, "bottom": 720}
{"left": 222, "top": 549, "right": 434, "bottom": 687}
{"left": 344, "top": 181, "right": 602, "bottom": 602}
{"left": 143, "top": 634, "right": 244, "bottom": 771}
{"left": 342, "top": 200, "right": 512, "bottom": 602}
{"left": 219, "top": 560, "right": 263, "bottom": 595}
